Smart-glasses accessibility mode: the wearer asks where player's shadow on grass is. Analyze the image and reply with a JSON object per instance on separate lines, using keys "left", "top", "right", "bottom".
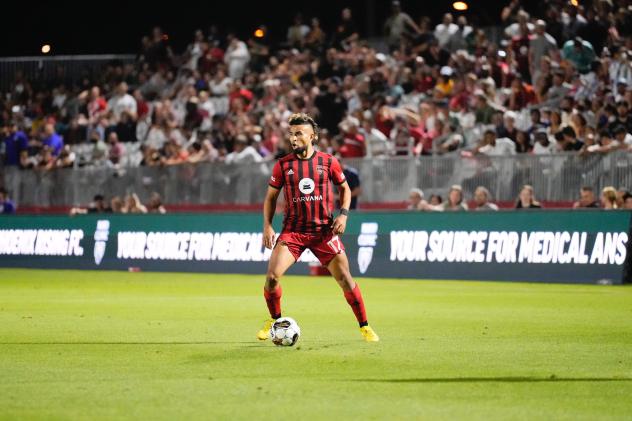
{"left": 352, "top": 377, "right": 632, "bottom": 383}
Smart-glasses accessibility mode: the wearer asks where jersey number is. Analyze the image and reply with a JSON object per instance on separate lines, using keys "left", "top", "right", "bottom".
{"left": 327, "top": 236, "right": 343, "bottom": 254}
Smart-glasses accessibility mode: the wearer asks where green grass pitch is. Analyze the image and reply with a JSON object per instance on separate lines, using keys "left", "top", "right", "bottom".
{"left": 0, "top": 269, "right": 631, "bottom": 420}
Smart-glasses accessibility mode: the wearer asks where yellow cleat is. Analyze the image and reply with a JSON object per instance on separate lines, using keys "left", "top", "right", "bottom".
{"left": 257, "top": 318, "right": 275, "bottom": 341}
{"left": 360, "top": 325, "right": 380, "bottom": 342}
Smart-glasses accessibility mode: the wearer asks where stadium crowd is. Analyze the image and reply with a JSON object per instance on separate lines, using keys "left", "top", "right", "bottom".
{"left": 407, "top": 184, "right": 632, "bottom": 210}
{"left": 1, "top": 0, "right": 632, "bottom": 211}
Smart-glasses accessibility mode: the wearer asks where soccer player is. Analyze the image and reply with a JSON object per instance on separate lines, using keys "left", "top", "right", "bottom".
{"left": 257, "top": 113, "right": 379, "bottom": 342}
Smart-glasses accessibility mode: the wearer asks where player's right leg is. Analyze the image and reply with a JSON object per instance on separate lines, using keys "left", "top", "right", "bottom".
{"left": 257, "top": 242, "right": 297, "bottom": 340}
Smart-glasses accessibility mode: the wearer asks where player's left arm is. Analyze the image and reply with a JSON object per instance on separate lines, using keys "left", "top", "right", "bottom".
{"left": 330, "top": 156, "right": 350, "bottom": 235}
{"left": 332, "top": 181, "right": 350, "bottom": 235}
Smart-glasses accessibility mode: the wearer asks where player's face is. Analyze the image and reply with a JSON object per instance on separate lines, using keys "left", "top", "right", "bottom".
{"left": 289, "top": 124, "right": 315, "bottom": 155}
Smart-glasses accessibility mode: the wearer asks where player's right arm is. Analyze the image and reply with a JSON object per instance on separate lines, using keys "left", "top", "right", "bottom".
{"left": 263, "top": 161, "right": 284, "bottom": 249}
{"left": 263, "top": 186, "right": 281, "bottom": 249}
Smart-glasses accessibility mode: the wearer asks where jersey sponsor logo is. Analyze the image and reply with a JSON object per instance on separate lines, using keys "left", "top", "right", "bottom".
{"left": 298, "top": 177, "right": 315, "bottom": 194}
{"left": 292, "top": 195, "right": 322, "bottom": 203}
{"left": 287, "top": 169, "right": 294, "bottom": 175}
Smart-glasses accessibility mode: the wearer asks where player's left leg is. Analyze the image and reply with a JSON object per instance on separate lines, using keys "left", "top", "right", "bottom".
{"left": 326, "top": 253, "right": 380, "bottom": 342}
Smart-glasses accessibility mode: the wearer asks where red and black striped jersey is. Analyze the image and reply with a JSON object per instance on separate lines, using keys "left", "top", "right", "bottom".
{"left": 269, "top": 150, "right": 346, "bottom": 233}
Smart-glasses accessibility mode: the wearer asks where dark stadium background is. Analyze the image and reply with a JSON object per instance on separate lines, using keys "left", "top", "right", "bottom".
{"left": 2, "top": 0, "right": 543, "bottom": 56}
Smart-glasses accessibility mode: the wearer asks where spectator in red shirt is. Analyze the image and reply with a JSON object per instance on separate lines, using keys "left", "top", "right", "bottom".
{"left": 228, "top": 80, "right": 254, "bottom": 112}
{"left": 87, "top": 86, "right": 107, "bottom": 126}
{"left": 506, "top": 75, "right": 536, "bottom": 110}
{"left": 338, "top": 116, "right": 366, "bottom": 158}
{"left": 133, "top": 89, "right": 149, "bottom": 120}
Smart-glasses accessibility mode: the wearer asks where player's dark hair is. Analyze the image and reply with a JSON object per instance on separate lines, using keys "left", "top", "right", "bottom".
{"left": 288, "top": 113, "right": 319, "bottom": 144}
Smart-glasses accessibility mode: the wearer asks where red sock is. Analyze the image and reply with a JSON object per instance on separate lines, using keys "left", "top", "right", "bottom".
{"left": 264, "top": 286, "right": 282, "bottom": 319}
{"left": 344, "top": 284, "right": 368, "bottom": 327}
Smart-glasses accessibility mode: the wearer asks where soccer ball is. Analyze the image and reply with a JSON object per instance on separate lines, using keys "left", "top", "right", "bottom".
{"left": 270, "top": 317, "right": 301, "bottom": 346}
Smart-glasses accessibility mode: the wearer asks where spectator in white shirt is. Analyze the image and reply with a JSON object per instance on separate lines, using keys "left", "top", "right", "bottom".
{"left": 434, "top": 13, "right": 458, "bottom": 48}
{"left": 224, "top": 35, "right": 250, "bottom": 80}
{"left": 532, "top": 129, "right": 556, "bottom": 154}
{"left": 225, "top": 135, "right": 262, "bottom": 164}
{"left": 108, "top": 82, "right": 137, "bottom": 124}
{"left": 474, "top": 129, "right": 516, "bottom": 156}
{"left": 505, "top": 10, "right": 534, "bottom": 38}
{"left": 360, "top": 117, "right": 391, "bottom": 157}
{"left": 287, "top": 14, "right": 310, "bottom": 47}
{"left": 613, "top": 125, "right": 632, "bottom": 150}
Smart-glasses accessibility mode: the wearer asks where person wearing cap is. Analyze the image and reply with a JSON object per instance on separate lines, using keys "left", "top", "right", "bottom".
{"left": 435, "top": 66, "right": 454, "bottom": 98}
{"left": 562, "top": 37, "right": 596, "bottom": 74}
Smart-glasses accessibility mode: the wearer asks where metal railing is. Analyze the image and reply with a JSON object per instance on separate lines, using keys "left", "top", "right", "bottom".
{"left": 2, "top": 152, "right": 631, "bottom": 207}
{"left": 0, "top": 55, "right": 136, "bottom": 92}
